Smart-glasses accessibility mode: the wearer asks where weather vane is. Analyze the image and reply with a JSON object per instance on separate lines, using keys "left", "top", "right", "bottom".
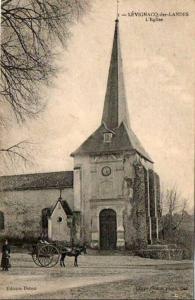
{"left": 116, "top": 0, "right": 119, "bottom": 19}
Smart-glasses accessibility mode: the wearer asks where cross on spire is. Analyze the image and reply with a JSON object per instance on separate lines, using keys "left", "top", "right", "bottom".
{"left": 116, "top": 0, "right": 119, "bottom": 20}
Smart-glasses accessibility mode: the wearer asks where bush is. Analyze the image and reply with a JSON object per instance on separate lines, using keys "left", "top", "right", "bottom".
{"left": 162, "top": 229, "right": 193, "bottom": 259}
{"left": 0, "top": 235, "right": 37, "bottom": 247}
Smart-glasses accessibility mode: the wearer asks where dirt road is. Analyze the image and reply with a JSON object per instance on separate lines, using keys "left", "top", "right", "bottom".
{"left": 0, "top": 253, "right": 193, "bottom": 299}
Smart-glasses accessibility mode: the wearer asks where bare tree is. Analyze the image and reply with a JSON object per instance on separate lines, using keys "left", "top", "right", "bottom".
{"left": 0, "top": 0, "right": 89, "bottom": 165}
{"left": 160, "top": 186, "right": 193, "bottom": 258}
{"left": 161, "top": 186, "right": 188, "bottom": 239}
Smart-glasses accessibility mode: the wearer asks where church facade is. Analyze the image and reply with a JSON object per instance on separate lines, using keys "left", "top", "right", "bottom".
{"left": 0, "top": 20, "right": 161, "bottom": 250}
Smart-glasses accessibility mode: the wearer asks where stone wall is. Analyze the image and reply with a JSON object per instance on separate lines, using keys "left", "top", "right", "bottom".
{"left": 124, "top": 162, "right": 148, "bottom": 249}
{"left": 143, "top": 167, "right": 151, "bottom": 243}
{"left": 74, "top": 153, "right": 126, "bottom": 247}
{"left": 74, "top": 152, "right": 160, "bottom": 250}
{"left": 0, "top": 188, "right": 73, "bottom": 240}
{"left": 72, "top": 211, "right": 81, "bottom": 245}
{"left": 155, "top": 172, "right": 161, "bottom": 217}
{"left": 148, "top": 169, "right": 162, "bottom": 241}
{"left": 73, "top": 155, "right": 91, "bottom": 244}
{"left": 148, "top": 169, "right": 157, "bottom": 240}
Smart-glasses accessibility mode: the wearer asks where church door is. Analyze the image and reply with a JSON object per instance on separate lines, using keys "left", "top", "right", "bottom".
{"left": 99, "top": 209, "right": 117, "bottom": 250}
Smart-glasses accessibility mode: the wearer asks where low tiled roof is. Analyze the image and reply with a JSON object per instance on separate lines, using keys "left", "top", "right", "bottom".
{"left": 0, "top": 171, "right": 73, "bottom": 192}
{"left": 61, "top": 200, "right": 72, "bottom": 216}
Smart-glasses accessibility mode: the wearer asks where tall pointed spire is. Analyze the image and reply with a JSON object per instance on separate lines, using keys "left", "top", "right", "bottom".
{"left": 101, "top": 19, "right": 130, "bottom": 130}
{"left": 71, "top": 17, "right": 153, "bottom": 163}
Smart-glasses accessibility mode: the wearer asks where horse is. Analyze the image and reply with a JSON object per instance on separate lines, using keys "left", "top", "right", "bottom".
{"left": 60, "top": 245, "right": 86, "bottom": 267}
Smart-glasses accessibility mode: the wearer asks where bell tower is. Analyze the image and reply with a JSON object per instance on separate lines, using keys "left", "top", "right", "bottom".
{"left": 71, "top": 19, "right": 160, "bottom": 249}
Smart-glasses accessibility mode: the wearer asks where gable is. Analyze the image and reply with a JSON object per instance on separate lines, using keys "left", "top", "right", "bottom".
{"left": 71, "top": 123, "right": 153, "bottom": 162}
{"left": 71, "top": 124, "right": 132, "bottom": 156}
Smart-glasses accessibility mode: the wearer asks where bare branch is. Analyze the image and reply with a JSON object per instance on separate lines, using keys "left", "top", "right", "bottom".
{"left": 1, "top": 0, "right": 89, "bottom": 123}
{"left": 1, "top": 0, "right": 13, "bottom": 9}
{"left": 173, "top": 199, "right": 188, "bottom": 230}
{"left": 161, "top": 185, "right": 189, "bottom": 241}
{"left": 0, "top": 140, "right": 35, "bottom": 168}
{"left": 0, "top": 0, "right": 89, "bottom": 169}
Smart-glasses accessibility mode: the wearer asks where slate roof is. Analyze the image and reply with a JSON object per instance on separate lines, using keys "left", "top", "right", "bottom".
{"left": 71, "top": 122, "right": 153, "bottom": 162}
{"left": 101, "top": 19, "right": 130, "bottom": 129}
{"left": 0, "top": 171, "right": 73, "bottom": 192}
{"left": 125, "top": 124, "right": 153, "bottom": 162}
{"left": 50, "top": 198, "right": 73, "bottom": 217}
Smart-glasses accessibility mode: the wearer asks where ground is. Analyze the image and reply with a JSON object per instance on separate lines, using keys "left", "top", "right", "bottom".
{"left": 0, "top": 250, "right": 193, "bottom": 299}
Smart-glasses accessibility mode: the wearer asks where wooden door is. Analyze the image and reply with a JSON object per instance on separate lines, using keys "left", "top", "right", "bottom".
{"left": 99, "top": 209, "right": 117, "bottom": 250}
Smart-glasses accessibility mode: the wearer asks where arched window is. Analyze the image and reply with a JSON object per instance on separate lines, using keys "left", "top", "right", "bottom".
{"left": 0, "top": 211, "right": 5, "bottom": 230}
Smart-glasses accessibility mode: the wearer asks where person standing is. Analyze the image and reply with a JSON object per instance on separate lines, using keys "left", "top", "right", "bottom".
{"left": 1, "top": 239, "right": 11, "bottom": 271}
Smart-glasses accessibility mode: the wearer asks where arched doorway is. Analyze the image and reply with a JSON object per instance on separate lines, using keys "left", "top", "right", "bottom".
{"left": 99, "top": 209, "right": 117, "bottom": 250}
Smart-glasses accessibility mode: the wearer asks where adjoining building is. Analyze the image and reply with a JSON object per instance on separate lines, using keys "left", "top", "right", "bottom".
{"left": 0, "top": 19, "right": 161, "bottom": 250}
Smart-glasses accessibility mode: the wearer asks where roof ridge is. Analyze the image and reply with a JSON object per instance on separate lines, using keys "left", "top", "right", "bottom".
{"left": 0, "top": 170, "right": 73, "bottom": 179}
{"left": 0, "top": 171, "right": 73, "bottom": 191}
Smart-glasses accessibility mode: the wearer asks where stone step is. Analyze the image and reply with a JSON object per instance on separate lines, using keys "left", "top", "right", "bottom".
{"left": 147, "top": 244, "right": 177, "bottom": 250}
{"left": 136, "top": 248, "right": 184, "bottom": 260}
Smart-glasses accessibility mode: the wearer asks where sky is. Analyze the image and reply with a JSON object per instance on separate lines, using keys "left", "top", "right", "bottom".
{"left": 1, "top": 0, "right": 194, "bottom": 211}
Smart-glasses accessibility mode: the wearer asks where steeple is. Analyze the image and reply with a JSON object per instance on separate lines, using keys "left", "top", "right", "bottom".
{"left": 101, "top": 19, "right": 130, "bottom": 130}
{"left": 71, "top": 18, "right": 153, "bottom": 163}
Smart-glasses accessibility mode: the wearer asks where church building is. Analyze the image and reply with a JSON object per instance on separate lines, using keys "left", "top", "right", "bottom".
{"left": 0, "top": 19, "right": 161, "bottom": 250}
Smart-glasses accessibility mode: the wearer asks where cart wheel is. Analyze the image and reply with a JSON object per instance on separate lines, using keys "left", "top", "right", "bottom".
{"left": 38, "top": 244, "right": 60, "bottom": 268}
{"left": 32, "top": 253, "right": 43, "bottom": 267}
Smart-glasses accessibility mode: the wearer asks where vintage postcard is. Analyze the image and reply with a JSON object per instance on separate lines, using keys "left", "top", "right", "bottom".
{"left": 0, "top": 0, "right": 194, "bottom": 299}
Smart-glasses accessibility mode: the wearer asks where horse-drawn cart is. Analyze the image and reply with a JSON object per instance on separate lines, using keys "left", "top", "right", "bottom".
{"left": 31, "top": 242, "right": 86, "bottom": 268}
{"left": 32, "top": 243, "right": 60, "bottom": 268}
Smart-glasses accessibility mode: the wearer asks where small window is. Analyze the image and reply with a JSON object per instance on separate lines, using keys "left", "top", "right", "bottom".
{"left": 104, "top": 132, "right": 112, "bottom": 143}
{"left": 0, "top": 211, "right": 5, "bottom": 230}
{"left": 57, "top": 216, "right": 63, "bottom": 223}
